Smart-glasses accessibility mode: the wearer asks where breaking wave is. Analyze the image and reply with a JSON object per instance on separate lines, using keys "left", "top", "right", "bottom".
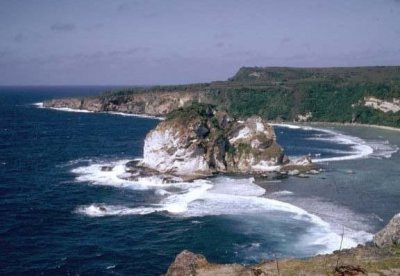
{"left": 273, "top": 123, "right": 398, "bottom": 162}
{"left": 71, "top": 160, "right": 373, "bottom": 254}
{"left": 34, "top": 102, "right": 164, "bottom": 120}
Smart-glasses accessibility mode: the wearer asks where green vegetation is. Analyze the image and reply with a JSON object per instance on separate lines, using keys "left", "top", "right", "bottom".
{"left": 98, "top": 66, "right": 400, "bottom": 128}
{"left": 165, "top": 102, "right": 215, "bottom": 121}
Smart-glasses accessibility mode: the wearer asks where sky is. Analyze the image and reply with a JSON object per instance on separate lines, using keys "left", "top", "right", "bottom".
{"left": 0, "top": 0, "right": 400, "bottom": 85}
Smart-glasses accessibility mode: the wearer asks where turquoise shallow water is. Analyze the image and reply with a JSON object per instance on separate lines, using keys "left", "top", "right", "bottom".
{"left": 1, "top": 87, "right": 399, "bottom": 275}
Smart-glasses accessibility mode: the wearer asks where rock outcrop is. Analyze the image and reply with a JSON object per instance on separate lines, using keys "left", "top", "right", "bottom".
{"left": 166, "top": 214, "right": 400, "bottom": 276}
{"left": 166, "top": 250, "right": 247, "bottom": 276}
{"left": 166, "top": 246, "right": 400, "bottom": 276}
{"left": 374, "top": 213, "right": 400, "bottom": 248}
{"left": 139, "top": 103, "right": 288, "bottom": 178}
{"left": 364, "top": 97, "right": 400, "bottom": 113}
{"left": 43, "top": 90, "right": 208, "bottom": 117}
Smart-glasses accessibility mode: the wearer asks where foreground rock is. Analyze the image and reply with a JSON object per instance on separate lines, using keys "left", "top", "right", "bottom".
{"left": 166, "top": 246, "right": 400, "bottom": 276}
{"left": 374, "top": 213, "right": 400, "bottom": 248}
{"left": 166, "top": 214, "right": 400, "bottom": 276}
{"left": 138, "top": 104, "right": 295, "bottom": 179}
{"left": 166, "top": 250, "right": 246, "bottom": 276}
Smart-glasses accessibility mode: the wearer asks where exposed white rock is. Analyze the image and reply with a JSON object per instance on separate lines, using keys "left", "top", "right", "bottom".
{"left": 251, "top": 160, "right": 281, "bottom": 172}
{"left": 288, "top": 170, "right": 300, "bottom": 176}
{"left": 364, "top": 97, "right": 400, "bottom": 113}
{"left": 249, "top": 72, "right": 261, "bottom": 78}
{"left": 297, "top": 112, "right": 313, "bottom": 122}
{"left": 291, "top": 156, "right": 313, "bottom": 166}
{"left": 229, "top": 126, "right": 251, "bottom": 144}
{"left": 142, "top": 127, "right": 210, "bottom": 176}
{"left": 140, "top": 107, "right": 288, "bottom": 178}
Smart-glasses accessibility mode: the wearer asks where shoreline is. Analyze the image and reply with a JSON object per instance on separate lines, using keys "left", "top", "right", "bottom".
{"left": 290, "top": 121, "right": 400, "bottom": 132}
{"left": 36, "top": 102, "right": 400, "bottom": 132}
{"left": 35, "top": 100, "right": 400, "bottom": 274}
{"left": 34, "top": 102, "right": 165, "bottom": 120}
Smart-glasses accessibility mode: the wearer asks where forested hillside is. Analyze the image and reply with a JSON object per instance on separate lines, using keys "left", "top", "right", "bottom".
{"left": 46, "top": 66, "right": 400, "bottom": 127}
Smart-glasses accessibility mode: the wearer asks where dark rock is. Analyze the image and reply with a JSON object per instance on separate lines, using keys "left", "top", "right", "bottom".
{"left": 101, "top": 166, "right": 113, "bottom": 172}
{"left": 195, "top": 124, "right": 210, "bottom": 138}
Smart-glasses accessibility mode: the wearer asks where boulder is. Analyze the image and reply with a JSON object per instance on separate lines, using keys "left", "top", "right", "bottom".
{"left": 374, "top": 213, "right": 400, "bottom": 248}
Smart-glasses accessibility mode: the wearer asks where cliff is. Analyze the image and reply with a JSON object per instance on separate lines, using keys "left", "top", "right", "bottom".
{"left": 42, "top": 66, "right": 400, "bottom": 128}
{"left": 374, "top": 214, "right": 400, "bottom": 248}
{"left": 43, "top": 90, "right": 210, "bottom": 117}
{"left": 138, "top": 103, "right": 303, "bottom": 179}
{"left": 166, "top": 214, "right": 400, "bottom": 276}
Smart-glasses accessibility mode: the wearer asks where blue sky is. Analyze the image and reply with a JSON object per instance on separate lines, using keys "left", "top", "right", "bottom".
{"left": 0, "top": 0, "right": 399, "bottom": 85}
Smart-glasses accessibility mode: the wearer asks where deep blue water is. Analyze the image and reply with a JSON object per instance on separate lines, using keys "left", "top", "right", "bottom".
{"left": 1, "top": 87, "right": 399, "bottom": 275}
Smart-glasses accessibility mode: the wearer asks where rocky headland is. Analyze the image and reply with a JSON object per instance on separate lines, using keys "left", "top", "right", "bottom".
{"left": 166, "top": 214, "right": 400, "bottom": 276}
{"left": 43, "top": 89, "right": 208, "bottom": 117}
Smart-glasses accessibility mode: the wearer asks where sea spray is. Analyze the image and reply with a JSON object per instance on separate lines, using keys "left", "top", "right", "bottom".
{"left": 72, "top": 160, "right": 373, "bottom": 254}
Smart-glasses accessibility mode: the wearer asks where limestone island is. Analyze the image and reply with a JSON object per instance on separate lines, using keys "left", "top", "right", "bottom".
{"left": 119, "top": 103, "right": 317, "bottom": 182}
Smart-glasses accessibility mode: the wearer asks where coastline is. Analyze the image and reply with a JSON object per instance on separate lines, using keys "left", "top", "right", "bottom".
{"left": 166, "top": 245, "right": 400, "bottom": 276}
{"left": 166, "top": 214, "right": 400, "bottom": 275}
{"left": 36, "top": 102, "right": 400, "bottom": 132}
{"left": 33, "top": 98, "right": 400, "bottom": 274}
{"left": 294, "top": 121, "right": 400, "bottom": 132}
{"left": 34, "top": 102, "right": 165, "bottom": 120}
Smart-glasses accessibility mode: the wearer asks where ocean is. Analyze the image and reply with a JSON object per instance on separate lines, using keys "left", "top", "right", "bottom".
{"left": 1, "top": 86, "right": 399, "bottom": 275}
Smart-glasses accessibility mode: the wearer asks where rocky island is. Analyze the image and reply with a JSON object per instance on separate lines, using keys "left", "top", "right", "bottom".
{"left": 119, "top": 103, "right": 316, "bottom": 182}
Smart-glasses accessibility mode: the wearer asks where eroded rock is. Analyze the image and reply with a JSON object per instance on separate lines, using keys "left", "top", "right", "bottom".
{"left": 374, "top": 213, "right": 400, "bottom": 248}
{"left": 166, "top": 250, "right": 209, "bottom": 276}
{"left": 139, "top": 104, "right": 289, "bottom": 178}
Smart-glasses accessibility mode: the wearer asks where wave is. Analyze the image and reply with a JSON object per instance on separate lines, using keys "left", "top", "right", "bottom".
{"left": 106, "top": 111, "right": 165, "bottom": 120}
{"left": 269, "top": 190, "right": 294, "bottom": 196}
{"left": 32, "top": 102, "right": 44, "bottom": 108}
{"left": 33, "top": 102, "right": 93, "bottom": 113}
{"left": 72, "top": 159, "right": 373, "bottom": 254}
{"left": 273, "top": 123, "right": 398, "bottom": 162}
{"left": 76, "top": 203, "right": 163, "bottom": 217}
{"left": 34, "top": 102, "right": 164, "bottom": 120}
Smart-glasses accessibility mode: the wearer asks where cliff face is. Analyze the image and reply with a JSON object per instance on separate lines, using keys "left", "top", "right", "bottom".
{"left": 43, "top": 90, "right": 208, "bottom": 116}
{"left": 140, "top": 104, "right": 288, "bottom": 178}
{"left": 42, "top": 66, "right": 400, "bottom": 128}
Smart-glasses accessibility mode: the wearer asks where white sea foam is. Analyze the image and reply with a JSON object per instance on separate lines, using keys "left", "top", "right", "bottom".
{"left": 273, "top": 123, "right": 397, "bottom": 162}
{"left": 107, "top": 111, "right": 165, "bottom": 120}
{"left": 76, "top": 203, "right": 163, "bottom": 217}
{"left": 34, "top": 102, "right": 164, "bottom": 120}
{"left": 72, "top": 160, "right": 372, "bottom": 254}
{"left": 71, "top": 159, "right": 205, "bottom": 190}
{"left": 272, "top": 124, "right": 301, "bottom": 129}
{"left": 269, "top": 190, "right": 294, "bottom": 196}
{"left": 54, "top": 107, "right": 94, "bottom": 113}
{"left": 155, "top": 189, "right": 171, "bottom": 196}
{"left": 367, "top": 139, "right": 399, "bottom": 159}
{"left": 33, "top": 102, "right": 44, "bottom": 108}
